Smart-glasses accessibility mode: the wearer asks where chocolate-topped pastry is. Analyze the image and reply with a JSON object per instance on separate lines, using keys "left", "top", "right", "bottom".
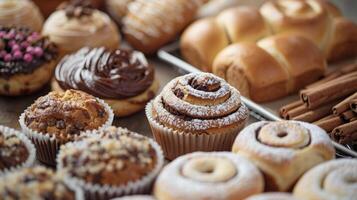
{"left": 19, "top": 89, "right": 113, "bottom": 165}
{"left": 58, "top": 126, "right": 164, "bottom": 199}
{"left": 42, "top": 0, "right": 120, "bottom": 57}
{"left": 0, "top": 27, "right": 57, "bottom": 96}
{"left": 0, "top": 166, "right": 84, "bottom": 200}
{"left": 52, "top": 47, "right": 159, "bottom": 117}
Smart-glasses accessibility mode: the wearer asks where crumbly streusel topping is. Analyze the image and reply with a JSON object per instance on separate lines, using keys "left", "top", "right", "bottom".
{"left": 0, "top": 131, "right": 29, "bottom": 170}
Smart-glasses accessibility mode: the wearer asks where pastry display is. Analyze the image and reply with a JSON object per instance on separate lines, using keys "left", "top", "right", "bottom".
{"left": 52, "top": 47, "right": 159, "bottom": 117}
{"left": 246, "top": 193, "right": 299, "bottom": 200}
{"left": 293, "top": 159, "right": 357, "bottom": 200}
{"left": 154, "top": 152, "right": 264, "bottom": 200}
{"left": 0, "top": 27, "right": 58, "bottom": 96}
{"left": 19, "top": 89, "right": 114, "bottom": 165}
{"left": 42, "top": 0, "right": 120, "bottom": 57}
{"left": 232, "top": 121, "right": 335, "bottom": 191}
{"left": 58, "top": 126, "right": 164, "bottom": 199}
{"left": 213, "top": 34, "right": 326, "bottom": 102}
{"left": 0, "top": 125, "right": 35, "bottom": 175}
{"left": 0, "top": 166, "right": 84, "bottom": 200}
{"left": 280, "top": 63, "right": 357, "bottom": 145}
{"left": 0, "top": 0, "right": 44, "bottom": 32}
{"left": 146, "top": 72, "right": 249, "bottom": 160}
{"left": 122, "top": 0, "right": 206, "bottom": 54}
{"left": 181, "top": 0, "right": 357, "bottom": 70}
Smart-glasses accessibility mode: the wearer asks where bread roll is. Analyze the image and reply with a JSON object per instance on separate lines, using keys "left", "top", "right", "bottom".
{"left": 213, "top": 34, "right": 326, "bottom": 102}
{"left": 123, "top": 0, "right": 205, "bottom": 54}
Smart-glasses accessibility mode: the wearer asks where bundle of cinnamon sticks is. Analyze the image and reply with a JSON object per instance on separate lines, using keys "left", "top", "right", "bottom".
{"left": 280, "top": 63, "right": 357, "bottom": 145}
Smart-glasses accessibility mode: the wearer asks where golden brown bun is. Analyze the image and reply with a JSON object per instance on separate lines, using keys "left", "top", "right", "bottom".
{"left": 51, "top": 79, "right": 159, "bottom": 117}
{"left": 105, "top": 0, "right": 133, "bottom": 24}
{"left": 213, "top": 34, "right": 326, "bottom": 102}
{"left": 123, "top": 0, "right": 205, "bottom": 54}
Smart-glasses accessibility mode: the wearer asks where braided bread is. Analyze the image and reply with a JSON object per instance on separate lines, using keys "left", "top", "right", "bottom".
{"left": 181, "top": 0, "right": 357, "bottom": 70}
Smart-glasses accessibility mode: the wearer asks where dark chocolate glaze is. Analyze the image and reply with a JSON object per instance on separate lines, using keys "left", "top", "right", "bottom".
{"left": 55, "top": 47, "right": 154, "bottom": 99}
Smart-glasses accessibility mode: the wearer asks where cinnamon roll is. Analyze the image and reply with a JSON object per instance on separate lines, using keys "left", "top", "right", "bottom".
{"left": 42, "top": 0, "right": 120, "bottom": 57}
{"left": 154, "top": 152, "right": 264, "bottom": 200}
{"left": 52, "top": 47, "right": 159, "bottom": 117}
{"left": 246, "top": 193, "right": 299, "bottom": 200}
{"left": 146, "top": 73, "right": 249, "bottom": 160}
{"left": 232, "top": 121, "right": 335, "bottom": 191}
{"left": 0, "top": 0, "right": 44, "bottom": 32}
{"left": 293, "top": 159, "right": 357, "bottom": 200}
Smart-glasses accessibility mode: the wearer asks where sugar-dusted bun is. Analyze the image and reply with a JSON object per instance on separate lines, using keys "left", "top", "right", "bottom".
{"left": 154, "top": 152, "right": 264, "bottom": 200}
{"left": 123, "top": 0, "right": 205, "bottom": 54}
{"left": 0, "top": 0, "right": 44, "bottom": 32}
{"left": 246, "top": 193, "right": 299, "bottom": 200}
{"left": 232, "top": 121, "right": 335, "bottom": 191}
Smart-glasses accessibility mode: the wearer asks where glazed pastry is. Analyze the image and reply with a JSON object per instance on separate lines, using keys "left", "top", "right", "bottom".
{"left": 0, "top": 125, "right": 35, "bottom": 175}
{"left": 0, "top": 166, "right": 84, "bottom": 200}
{"left": 52, "top": 47, "right": 159, "bottom": 117}
{"left": 19, "top": 89, "right": 113, "bottom": 165}
{"left": 105, "top": 0, "right": 134, "bottom": 24}
{"left": 246, "top": 193, "right": 299, "bottom": 200}
{"left": 154, "top": 152, "right": 264, "bottom": 200}
{"left": 42, "top": 0, "right": 120, "bottom": 57}
{"left": 112, "top": 196, "right": 155, "bottom": 200}
{"left": 0, "top": 27, "right": 58, "bottom": 96}
{"left": 293, "top": 159, "right": 357, "bottom": 200}
{"left": 0, "top": 0, "right": 44, "bottom": 32}
{"left": 232, "top": 121, "right": 335, "bottom": 191}
{"left": 122, "top": 0, "right": 205, "bottom": 54}
{"left": 213, "top": 34, "right": 326, "bottom": 102}
{"left": 58, "top": 126, "right": 164, "bottom": 199}
{"left": 146, "top": 73, "right": 249, "bottom": 160}
{"left": 181, "top": 0, "right": 357, "bottom": 69}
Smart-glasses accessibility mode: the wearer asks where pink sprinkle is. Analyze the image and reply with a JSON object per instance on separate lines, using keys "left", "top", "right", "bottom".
{"left": 13, "top": 50, "right": 23, "bottom": 59}
{"left": 26, "top": 46, "right": 34, "bottom": 53}
{"left": 8, "top": 40, "right": 16, "bottom": 47}
{"left": 11, "top": 44, "right": 20, "bottom": 52}
{"left": 31, "top": 32, "right": 39, "bottom": 40}
{"left": 0, "top": 50, "right": 6, "bottom": 58}
{"left": 33, "top": 47, "right": 43, "bottom": 57}
{"left": 0, "top": 31, "right": 5, "bottom": 38}
{"left": 15, "top": 33, "right": 24, "bottom": 40}
{"left": 5, "top": 32, "right": 15, "bottom": 39}
{"left": 21, "top": 41, "right": 29, "bottom": 48}
{"left": 24, "top": 53, "right": 33, "bottom": 63}
{"left": 4, "top": 54, "right": 12, "bottom": 62}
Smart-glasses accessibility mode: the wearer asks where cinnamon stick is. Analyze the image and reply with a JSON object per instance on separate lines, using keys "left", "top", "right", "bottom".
{"left": 314, "top": 116, "right": 343, "bottom": 132}
{"left": 332, "top": 92, "right": 357, "bottom": 115}
{"left": 279, "top": 100, "right": 303, "bottom": 118}
{"left": 340, "top": 110, "right": 357, "bottom": 122}
{"left": 330, "top": 120, "right": 357, "bottom": 144}
{"left": 350, "top": 99, "right": 357, "bottom": 113}
{"left": 292, "top": 100, "right": 336, "bottom": 123}
{"left": 282, "top": 104, "right": 309, "bottom": 119}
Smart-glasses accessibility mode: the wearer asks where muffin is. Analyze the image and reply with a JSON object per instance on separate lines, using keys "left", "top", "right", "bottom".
{"left": 57, "top": 126, "right": 164, "bottom": 200}
{"left": 0, "top": 125, "right": 35, "bottom": 175}
{"left": 154, "top": 152, "right": 264, "bottom": 200}
{"left": 232, "top": 121, "right": 335, "bottom": 191}
{"left": 42, "top": 0, "right": 120, "bottom": 57}
{"left": 0, "top": 0, "right": 44, "bottom": 32}
{"left": 146, "top": 72, "right": 249, "bottom": 160}
{"left": 0, "top": 166, "right": 84, "bottom": 200}
{"left": 19, "top": 89, "right": 114, "bottom": 165}
{"left": 52, "top": 47, "right": 159, "bottom": 117}
{"left": 0, "top": 27, "right": 58, "bottom": 96}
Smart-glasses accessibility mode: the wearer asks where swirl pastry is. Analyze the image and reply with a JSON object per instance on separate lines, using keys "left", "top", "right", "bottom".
{"left": 52, "top": 47, "right": 159, "bottom": 117}
{"left": 293, "top": 159, "right": 357, "bottom": 200}
{"left": 232, "top": 121, "right": 335, "bottom": 191}
{"left": 154, "top": 152, "right": 264, "bottom": 200}
{"left": 246, "top": 193, "right": 299, "bottom": 200}
{"left": 42, "top": 1, "right": 120, "bottom": 57}
{"left": 0, "top": 0, "right": 44, "bottom": 32}
{"left": 146, "top": 73, "right": 249, "bottom": 160}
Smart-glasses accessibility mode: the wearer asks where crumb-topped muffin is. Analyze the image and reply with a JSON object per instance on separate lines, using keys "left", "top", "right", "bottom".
{"left": 0, "top": 125, "right": 35, "bottom": 174}
{"left": 19, "top": 89, "right": 113, "bottom": 165}
{"left": 0, "top": 166, "right": 83, "bottom": 200}
{"left": 58, "top": 126, "right": 164, "bottom": 199}
{"left": 0, "top": 26, "right": 57, "bottom": 96}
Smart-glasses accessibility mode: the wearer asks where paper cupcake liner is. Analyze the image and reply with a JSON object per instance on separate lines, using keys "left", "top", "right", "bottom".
{"left": 145, "top": 102, "right": 247, "bottom": 160}
{"left": 63, "top": 173, "right": 85, "bottom": 200}
{"left": 0, "top": 125, "right": 36, "bottom": 176}
{"left": 18, "top": 98, "right": 114, "bottom": 166}
{"left": 57, "top": 135, "right": 164, "bottom": 200}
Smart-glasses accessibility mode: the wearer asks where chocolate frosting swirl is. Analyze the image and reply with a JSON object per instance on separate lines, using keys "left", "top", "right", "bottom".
{"left": 55, "top": 47, "right": 154, "bottom": 99}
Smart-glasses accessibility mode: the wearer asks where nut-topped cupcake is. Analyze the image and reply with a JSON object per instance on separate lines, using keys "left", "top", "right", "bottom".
{"left": 42, "top": 0, "right": 120, "bottom": 57}
{"left": 52, "top": 47, "right": 159, "bottom": 117}
{"left": 58, "top": 126, "right": 164, "bottom": 199}
{"left": 0, "top": 166, "right": 84, "bottom": 200}
{"left": 19, "top": 89, "right": 114, "bottom": 165}
{"left": 146, "top": 72, "right": 249, "bottom": 159}
{"left": 0, "top": 27, "right": 57, "bottom": 96}
{"left": 0, "top": 125, "right": 35, "bottom": 175}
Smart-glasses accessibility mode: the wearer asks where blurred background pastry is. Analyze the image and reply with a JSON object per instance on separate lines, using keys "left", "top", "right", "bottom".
{"left": 122, "top": 0, "right": 206, "bottom": 54}
{"left": 246, "top": 193, "right": 299, "bottom": 200}
{"left": 42, "top": 0, "right": 120, "bottom": 57}
{"left": 0, "top": 27, "right": 58, "bottom": 96}
{"left": 52, "top": 47, "right": 159, "bottom": 117}
{"left": 0, "top": 0, "right": 44, "bottom": 32}
{"left": 105, "top": 0, "right": 133, "bottom": 25}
